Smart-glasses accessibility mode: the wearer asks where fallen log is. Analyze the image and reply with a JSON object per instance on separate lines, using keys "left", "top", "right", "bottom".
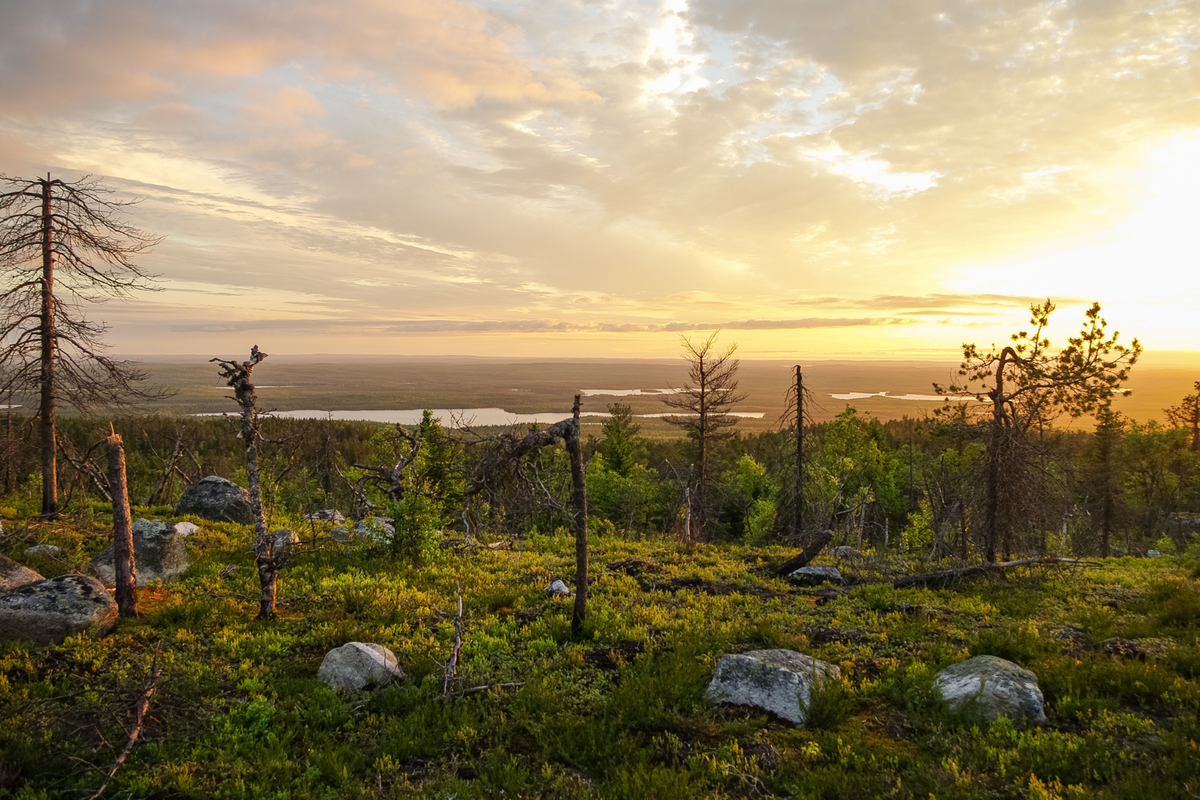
{"left": 889, "top": 557, "right": 1099, "bottom": 590}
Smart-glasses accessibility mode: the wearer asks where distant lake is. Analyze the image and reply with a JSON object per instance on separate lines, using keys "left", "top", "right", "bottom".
{"left": 829, "top": 391, "right": 959, "bottom": 402}
{"left": 197, "top": 407, "right": 765, "bottom": 427}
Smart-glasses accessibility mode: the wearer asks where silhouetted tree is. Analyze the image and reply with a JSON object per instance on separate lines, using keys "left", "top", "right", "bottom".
{"left": 937, "top": 301, "right": 1140, "bottom": 562}
{"left": 1165, "top": 381, "right": 1200, "bottom": 452}
{"left": 0, "top": 174, "right": 163, "bottom": 516}
{"left": 661, "top": 332, "right": 746, "bottom": 541}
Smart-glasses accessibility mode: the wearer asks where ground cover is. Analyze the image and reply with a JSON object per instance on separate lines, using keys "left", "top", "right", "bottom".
{"left": 1, "top": 513, "right": 1198, "bottom": 799}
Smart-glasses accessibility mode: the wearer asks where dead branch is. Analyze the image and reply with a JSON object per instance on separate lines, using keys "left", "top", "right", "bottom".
{"left": 773, "top": 529, "right": 834, "bottom": 576}
{"left": 460, "top": 682, "right": 524, "bottom": 695}
{"left": 86, "top": 648, "right": 163, "bottom": 800}
{"left": 443, "top": 579, "right": 464, "bottom": 697}
{"left": 146, "top": 426, "right": 185, "bottom": 506}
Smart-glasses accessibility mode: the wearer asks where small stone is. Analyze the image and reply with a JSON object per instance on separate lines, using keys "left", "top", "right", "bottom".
{"left": 173, "top": 522, "right": 199, "bottom": 537}
{"left": 0, "top": 574, "right": 119, "bottom": 645}
{"left": 269, "top": 529, "right": 300, "bottom": 549}
{"left": 317, "top": 642, "right": 404, "bottom": 691}
{"left": 788, "top": 565, "right": 844, "bottom": 587}
{"left": 934, "top": 655, "right": 1045, "bottom": 725}
{"left": 25, "top": 544, "right": 61, "bottom": 558}
{"left": 829, "top": 546, "right": 861, "bottom": 558}
{"left": 88, "top": 518, "right": 189, "bottom": 586}
{"left": 305, "top": 509, "right": 346, "bottom": 523}
{"left": 1146, "top": 549, "right": 1162, "bottom": 558}
{"left": 546, "top": 579, "right": 573, "bottom": 597}
{"left": 706, "top": 649, "right": 840, "bottom": 727}
{"left": 0, "top": 553, "right": 43, "bottom": 592}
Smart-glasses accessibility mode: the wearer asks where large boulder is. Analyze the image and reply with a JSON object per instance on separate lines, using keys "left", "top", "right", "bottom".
{"left": 706, "top": 649, "right": 840, "bottom": 727}
{"left": 0, "top": 574, "right": 118, "bottom": 645}
{"left": 317, "top": 642, "right": 405, "bottom": 691}
{"left": 934, "top": 655, "right": 1046, "bottom": 724}
{"left": 788, "top": 566, "right": 844, "bottom": 587}
{"left": 174, "top": 476, "right": 254, "bottom": 524}
{"left": 88, "top": 518, "right": 189, "bottom": 586}
{"left": 0, "top": 553, "right": 43, "bottom": 592}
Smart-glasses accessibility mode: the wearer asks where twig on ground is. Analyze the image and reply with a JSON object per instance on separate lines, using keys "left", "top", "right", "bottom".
{"left": 85, "top": 646, "right": 163, "bottom": 800}
{"left": 443, "top": 580, "right": 464, "bottom": 697}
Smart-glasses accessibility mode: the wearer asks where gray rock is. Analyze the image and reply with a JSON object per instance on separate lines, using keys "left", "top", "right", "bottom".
{"left": 173, "top": 522, "right": 199, "bottom": 537}
{"left": 88, "top": 519, "right": 189, "bottom": 586}
{"left": 828, "top": 546, "right": 861, "bottom": 558}
{"left": 317, "top": 642, "right": 405, "bottom": 691}
{"left": 1146, "top": 549, "right": 1162, "bottom": 558}
{"left": 934, "top": 655, "right": 1045, "bottom": 725}
{"left": 546, "top": 579, "right": 573, "bottom": 597}
{"left": 174, "top": 476, "right": 254, "bottom": 524}
{"left": 269, "top": 529, "right": 300, "bottom": 550}
{"left": 706, "top": 649, "right": 840, "bottom": 726}
{"left": 788, "top": 565, "right": 844, "bottom": 587}
{"left": 356, "top": 517, "right": 396, "bottom": 542}
{"left": 0, "top": 574, "right": 119, "bottom": 645}
{"left": 25, "top": 544, "right": 61, "bottom": 557}
{"left": 0, "top": 553, "right": 43, "bottom": 591}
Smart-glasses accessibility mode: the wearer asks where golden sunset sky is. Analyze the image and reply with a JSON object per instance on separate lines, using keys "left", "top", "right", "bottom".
{"left": 1, "top": 0, "right": 1197, "bottom": 358}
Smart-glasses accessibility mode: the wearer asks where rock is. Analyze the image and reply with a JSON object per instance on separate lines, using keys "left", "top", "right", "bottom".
{"left": 706, "top": 649, "right": 840, "bottom": 726}
{"left": 788, "top": 566, "right": 844, "bottom": 587}
{"left": 174, "top": 476, "right": 254, "bottom": 524}
{"left": 934, "top": 655, "right": 1045, "bottom": 725}
{"left": 829, "top": 546, "right": 861, "bottom": 558}
{"left": 304, "top": 509, "right": 346, "bottom": 524}
{"left": 356, "top": 517, "right": 396, "bottom": 542}
{"left": 173, "top": 522, "right": 199, "bottom": 537}
{"left": 1102, "top": 637, "right": 1143, "bottom": 659}
{"left": 1146, "top": 549, "right": 1162, "bottom": 558}
{"left": 0, "top": 574, "right": 119, "bottom": 645}
{"left": 0, "top": 553, "right": 43, "bottom": 591}
{"left": 317, "top": 642, "right": 404, "bottom": 691}
{"left": 88, "top": 518, "right": 189, "bottom": 586}
{"left": 269, "top": 529, "right": 300, "bottom": 549}
{"left": 25, "top": 544, "right": 61, "bottom": 557}
{"left": 546, "top": 579, "right": 573, "bottom": 597}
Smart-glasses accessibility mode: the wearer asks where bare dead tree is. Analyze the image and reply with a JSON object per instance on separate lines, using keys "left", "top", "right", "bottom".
{"left": 213, "top": 346, "right": 284, "bottom": 620}
{"left": 105, "top": 432, "right": 138, "bottom": 618}
{"left": 145, "top": 425, "right": 186, "bottom": 506}
{"left": 465, "top": 397, "right": 589, "bottom": 635}
{"left": 0, "top": 174, "right": 169, "bottom": 517}
{"left": 661, "top": 332, "right": 747, "bottom": 542}
{"left": 348, "top": 424, "right": 421, "bottom": 514}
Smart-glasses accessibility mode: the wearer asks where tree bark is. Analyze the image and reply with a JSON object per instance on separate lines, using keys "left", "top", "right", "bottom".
{"left": 106, "top": 433, "right": 138, "bottom": 618}
{"left": 39, "top": 176, "right": 58, "bottom": 517}
{"left": 568, "top": 395, "right": 588, "bottom": 636}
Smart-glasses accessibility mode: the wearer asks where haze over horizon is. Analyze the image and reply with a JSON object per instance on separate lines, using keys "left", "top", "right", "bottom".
{"left": 1, "top": 0, "right": 1196, "bottom": 359}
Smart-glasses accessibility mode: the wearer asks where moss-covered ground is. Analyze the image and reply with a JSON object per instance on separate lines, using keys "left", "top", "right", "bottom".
{"left": 2, "top": 513, "right": 1198, "bottom": 799}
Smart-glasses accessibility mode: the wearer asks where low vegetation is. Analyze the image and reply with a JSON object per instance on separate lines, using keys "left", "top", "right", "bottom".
{"left": 1, "top": 501, "right": 1198, "bottom": 798}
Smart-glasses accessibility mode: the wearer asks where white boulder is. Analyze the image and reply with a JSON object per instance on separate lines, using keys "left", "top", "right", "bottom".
{"left": 788, "top": 566, "right": 844, "bottom": 587}
{"left": 546, "top": 579, "right": 573, "bottom": 597}
{"left": 317, "top": 642, "right": 405, "bottom": 691}
{"left": 706, "top": 649, "right": 840, "bottom": 727}
{"left": 934, "top": 655, "right": 1046, "bottom": 724}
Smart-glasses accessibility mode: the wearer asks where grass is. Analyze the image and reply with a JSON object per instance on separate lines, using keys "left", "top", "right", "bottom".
{"left": 1, "top": 510, "right": 1198, "bottom": 798}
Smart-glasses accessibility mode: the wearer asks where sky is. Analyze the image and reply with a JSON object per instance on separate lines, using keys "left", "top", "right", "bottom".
{"left": 0, "top": 0, "right": 1197, "bottom": 359}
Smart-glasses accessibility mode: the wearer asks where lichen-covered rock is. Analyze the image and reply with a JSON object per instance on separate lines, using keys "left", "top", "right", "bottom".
{"left": 317, "top": 642, "right": 404, "bottom": 691}
{"left": 546, "top": 579, "right": 573, "bottom": 597}
{"left": 88, "top": 518, "right": 189, "bottom": 586}
{"left": 174, "top": 476, "right": 254, "bottom": 524}
{"left": 25, "top": 544, "right": 61, "bottom": 557}
{"left": 934, "top": 655, "right": 1045, "bottom": 724}
{"left": 1146, "top": 549, "right": 1162, "bottom": 558}
{"left": 0, "top": 574, "right": 118, "bottom": 645}
{"left": 706, "top": 649, "right": 840, "bottom": 726}
{"left": 0, "top": 553, "right": 42, "bottom": 591}
{"left": 330, "top": 518, "right": 395, "bottom": 544}
{"left": 788, "top": 565, "right": 844, "bottom": 587}
{"left": 269, "top": 529, "right": 300, "bottom": 549}
{"left": 829, "top": 546, "right": 861, "bottom": 558}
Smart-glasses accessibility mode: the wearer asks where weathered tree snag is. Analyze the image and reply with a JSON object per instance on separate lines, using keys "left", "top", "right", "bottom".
{"left": 464, "top": 395, "right": 589, "bottom": 635}
{"left": 888, "top": 557, "right": 1097, "bottom": 590}
{"left": 567, "top": 396, "right": 588, "bottom": 636}
{"left": 773, "top": 528, "right": 833, "bottom": 577}
{"left": 213, "top": 346, "right": 284, "bottom": 620}
{"left": 38, "top": 178, "right": 57, "bottom": 517}
{"left": 106, "top": 432, "right": 138, "bottom": 618}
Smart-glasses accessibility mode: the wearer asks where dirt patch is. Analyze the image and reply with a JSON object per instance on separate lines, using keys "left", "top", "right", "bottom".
{"left": 582, "top": 640, "right": 646, "bottom": 670}
{"left": 806, "top": 626, "right": 868, "bottom": 646}
{"left": 607, "top": 559, "right": 663, "bottom": 577}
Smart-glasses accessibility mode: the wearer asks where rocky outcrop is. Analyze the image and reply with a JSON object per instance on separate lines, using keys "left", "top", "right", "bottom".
{"left": 787, "top": 566, "right": 844, "bottom": 587}
{"left": 174, "top": 476, "right": 254, "bottom": 524}
{"left": 88, "top": 519, "right": 189, "bottom": 586}
{"left": 934, "top": 655, "right": 1045, "bottom": 724}
{"left": 317, "top": 642, "right": 405, "bottom": 691}
{"left": 0, "top": 553, "right": 42, "bottom": 591}
{"left": 0, "top": 574, "right": 118, "bottom": 645}
{"left": 706, "top": 649, "right": 840, "bottom": 727}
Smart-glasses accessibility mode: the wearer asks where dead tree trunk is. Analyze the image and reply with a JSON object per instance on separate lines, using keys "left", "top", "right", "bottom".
{"left": 106, "top": 433, "right": 138, "bottom": 618}
{"left": 773, "top": 528, "right": 833, "bottom": 577}
{"left": 794, "top": 365, "right": 804, "bottom": 535}
{"left": 213, "top": 346, "right": 284, "bottom": 620}
{"left": 464, "top": 395, "right": 589, "bottom": 635}
{"left": 38, "top": 177, "right": 58, "bottom": 518}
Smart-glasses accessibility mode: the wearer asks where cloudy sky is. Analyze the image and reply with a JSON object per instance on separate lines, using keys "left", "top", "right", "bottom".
{"left": 1, "top": 0, "right": 1197, "bottom": 358}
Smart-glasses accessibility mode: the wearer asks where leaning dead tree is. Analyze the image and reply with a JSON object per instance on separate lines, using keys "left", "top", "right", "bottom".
{"left": 213, "top": 346, "right": 284, "bottom": 620}
{"left": 346, "top": 424, "right": 421, "bottom": 514}
{"left": 464, "top": 396, "right": 589, "bottom": 635}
